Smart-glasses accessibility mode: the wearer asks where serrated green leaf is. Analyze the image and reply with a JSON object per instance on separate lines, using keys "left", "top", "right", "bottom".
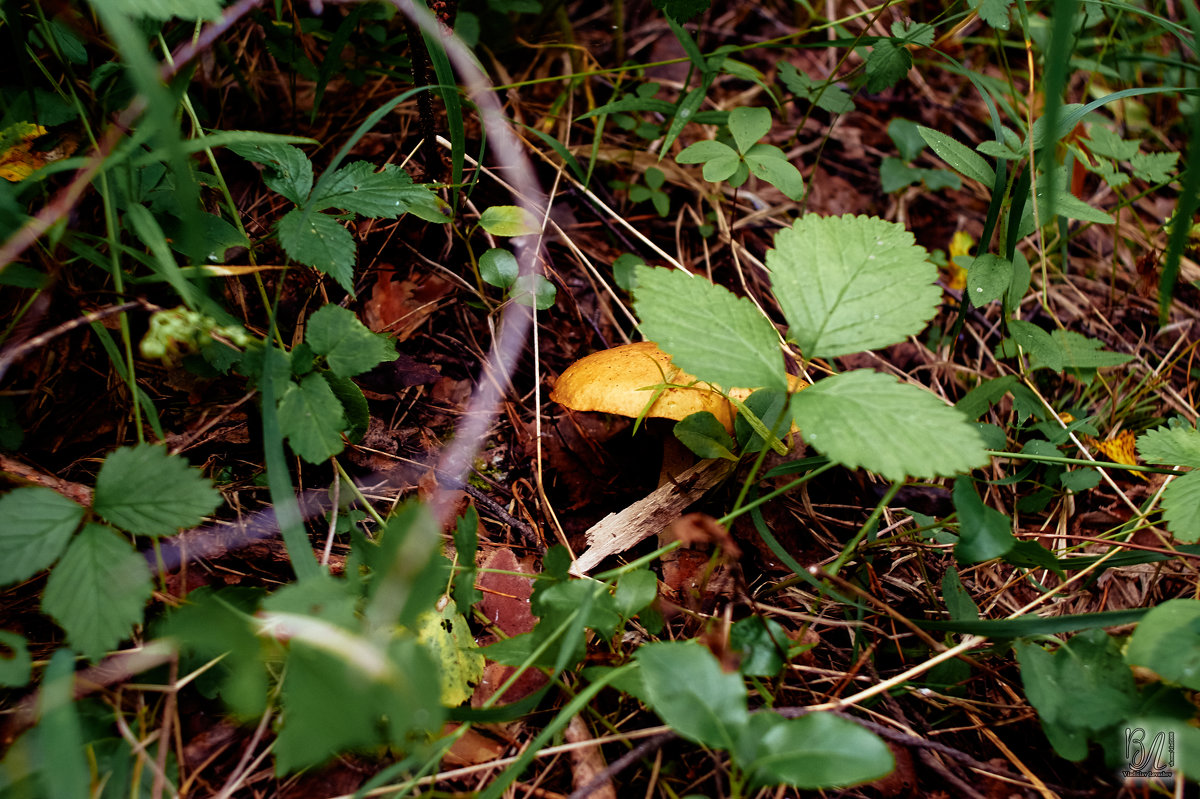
{"left": 305, "top": 304, "right": 397, "bottom": 378}
{"left": 966, "top": 253, "right": 1013, "bottom": 306}
{"left": 479, "top": 205, "right": 538, "bottom": 236}
{"left": 613, "top": 253, "right": 645, "bottom": 291}
{"left": 480, "top": 248, "right": 519, "bottom": 288}
{"left": 739, "top": 711, "right": 894, "bottom": 789}
{"left": 1130, "top": 151, "right": 1179, "bottom": 184}
{"left": 1001, "top": 320, "right": 1062, "bottom": 371}
{"left": 1138, "top": 425, "right": 1200, "bottom": 467}
{"left": 1125, "top": 599, "right": 1200, "bottom": 690}
{"left": 767, "top": 214, "right": 939, "bottom": 357}
{"left": 952, "top": 477, "right": 1014, "bottom": 563}
{"left": 865, "top": 39, "right": 912, "bottom": 93}
{"left": 93, "top": 444, "right": 221, "bottom": 536}
{"left": 41, "top": 524, "right": 153, "bottom": 661}
{"left": 0, "top": 487, "right": 83, "bottom": 585}
{"left": 278, "top": 374, "right": 347, "bottom": 464}
{"left": 791, "top": 371, "right": 989, "bottom": 480}
{"left": 957, "top": 374, "right": 1019, "bottom": 421}
{"left": 918, "top": 126, "right": 996, "bottom": 185}
{"left": 1086, "top": 127, "right": 1140, "bottom": 161}
{"left": 970, "top": 0, "right": 1013, "bottom": 29}
{"left": 324, "top": 373, "right": 369, "bottom": 443}
{"left": 311, "top": 162, "right": 449, "bottom": 221}
{"left": 277, "top": 208, "right": 356, "bottom": 293}
{"left": 744, "top": 145, "right": 805, "bottom": 199}
{"left": 92, "top": 0, "right": 222, "bottom": 20}
{"left": 729, "top": 107, "right": 770, "bottom": 154}
{"left": 1049, "top": 329, "right": 1132, "bottom": 370}
{"left": 674, "top": 412, "right": 737, "bottom": 460}
{"left": 633, "top": 266, "right": 785, "bottom": 390}
{"left": 636, "top": 641, "right": 749, "bottom": 749}
{"left": 229, "top": 142, "right": 313, "bottom": 205}
{"left": 1161, "top": 471, "right": 1200, "bottom": 543}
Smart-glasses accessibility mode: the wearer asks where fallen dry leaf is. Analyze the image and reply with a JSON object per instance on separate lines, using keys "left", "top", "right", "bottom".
{"left": 363, "top": 267, "right": 453, "bottom": 340}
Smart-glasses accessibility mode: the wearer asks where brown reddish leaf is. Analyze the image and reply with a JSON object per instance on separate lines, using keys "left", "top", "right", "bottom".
{"left": 363, "top": 267, "right": 453, "bottom": 340}
{"left": 473, "top": 548, "right": 549, "bottom": 705}
{"left": 660, "top": 548, "right": 735, "bottom": 612}
{"left": 440, "top": 722, "right": 508, "bottom": 768}
{"left": 669, "top": 512, "right": 741, "bottom": 559}
{"left": 565, "top": 714, "right": 617, "bottom": 799}
{"left": 869, "top": 741, "right": 918, "bottom": 798}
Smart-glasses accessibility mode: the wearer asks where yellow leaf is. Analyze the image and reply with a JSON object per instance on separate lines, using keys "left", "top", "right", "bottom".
{"left": 1088, "top": 430, "right": 1146, "bottom": 480}
{"left": 944, "top": 230, "right": 974, "bottom": 291}
{"left": 0, "top": 123, "right": 76, "bottom": 182}
{"left": 416, "top": 600, "right": 485, "bottom": 706}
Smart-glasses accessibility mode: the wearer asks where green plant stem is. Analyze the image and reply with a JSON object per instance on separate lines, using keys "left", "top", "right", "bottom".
{"left": 823, "top": 480, "right": 902, "bottom": 580}
{"left": 988, "top": 449, "right": 1183, "bottom": 475}
{"left": 333, "top": 460, "right": 388, "bottom": 528}
{"left": 719, "top": 459, "right": 837, "bottom": 528}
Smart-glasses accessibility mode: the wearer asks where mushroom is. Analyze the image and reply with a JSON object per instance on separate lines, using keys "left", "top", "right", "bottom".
{"left": 549, "top": 341, "right": 739, "bottom": 432}
{"left": 550, "top": 341, "right": 805, "bottom": 574}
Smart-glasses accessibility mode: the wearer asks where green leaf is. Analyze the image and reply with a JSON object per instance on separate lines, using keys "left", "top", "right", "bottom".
{"left": 35, "top": 649, "right": 89, "bottom": 797}
{"left": 1160, "top": 470, "right": 1200, "bottom": 543}
{"left": 0, "top": 487, "right": 83, "bottom": 585}
{"left": 879, "top": 157, "right": 919, "bottom": 192}
{"left": 229, "top": 142, "right": 313, "bottom": 205}
{"left": 93, "top": 444, "right": 221, "bottom": 537}
{"left": 1049, "top": 330, "right": 1132, "bottom": 371}
{"left": 729, "top": 107, "right": 771, "bottom": 154}
{"left": 1125, "top": 599, "right": 1200, "bottom": 690}
{"left": 864, "top": 39, "right": 912, "bottom": 93}
{"left": 1138, "top": 424, "right": 1200, "bottom": 467}
{"left": 0, "top": 631, "right": 31, "bottom": 687}
{"left": 887, "top": 118, "right": 926, "bottom": 163}
{"left": 311, "top": 162, "right": 450, "bottom": 221}
{"left": 636, "top": 640, "right": 749, "bottom": 749}
{"left": 163, "top": 587, "right": 269, "bottom": 717}
{"left": 729, "top": 616, "right": 788, "bottom": 676}
{"left": 651, "top": 0, "right": 710, "bottom": 23}
{"left": 305, "top": 304, "right": 398, "bottom": 378}
{"left": 970, "top": 0, "right": 1013, "bottom": 29}
{"left": 1031, "top": 188, "right": 1114, "bottom": 226}
{"left": 614, "top": 569, "right": 659, "bottom": 617}
{"left": 278, "top": 374, "right": 348, "bottom": 464}
{"left": 1015, "top": 630, "right": 1138, "bottom": 761}
{"left": 276, "top": 208, "right": 356, "bottom": 293}
{"left": 324, "top": 373, "right": 369, "bottom": 443}
{"left": 480, "top": 247, "right": 519, "bottom": 289}
{"left": 613, "top": 253, "right": 645, "bottom": 291}
{"left": 767, "top": 214, "right": 940, "bottom": 358}
{"left": 952, "top": 477, "right": 1014, "bottom": 563}
{"left": 1001, "top": 320, "right": 1062, "bottom": 371}
{"left": 1086, "top": 127, "right": 1140, "bottom": 161}
{"left": 633, "top": 266, "right": 785, "bottom": 391}
{"left": 479, "top": 205, "right": 538, "bottom": 237}
{"left": 790, "top": 371, "right": 989, "bottom": 480}
{"left": 92, "top": 0, "right": 222, "bottom": 20}
{"left": 739, "top": 712, "right": 894, "bottom": 788}
{"left": 274, "top": 636, "right": 443, "bottom": 773}
{"left": 777, "top": 64, "right": 854, "bottom": 114}
{"left": 942, "top": 568, "right": 980, "bottom": 621}
{"left": 965, "top": 254, "right": 1013, "bottom": 307}
{"left": 918, "top": 126, "right": 996, "bottom": 186}
{"left": 511, "top": 273, "right": 557, "bottom": 310}
{"left": 677, "top": 140, "right": 740, "bottom": 181}
{"left": 744, "top": 144, "right": 805, "bottom": 200}
{"left": 42, "top": 524, "right": 153, "bottom": 661}
{"left": 1130, "top": 151, "right": 1179, "bottom": 183}
{"left": 674, "top": 412, "right": 737, "bottom": 460}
